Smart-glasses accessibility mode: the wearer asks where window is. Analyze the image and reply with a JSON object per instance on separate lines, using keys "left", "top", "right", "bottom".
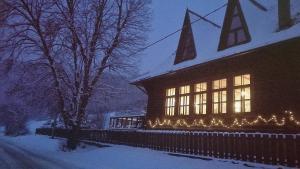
{"left": 212, "top": 79, "right": 227, "bottom": 114}
{"left": 194, "top": 82, "right": 207, "bottom": 114}
{"left": 165, "top": 88, "right": 176, "bottom": 116}
{"left": 174, "top": 10, "right": 196, "bottom": 64}
{"left": 218, "top": 0, "right": 250, "bottom": 50}
{"left": 226, "top": 12, "right": 248, "bottom": 47}
{"left": 234, "top": 74, "right": 251, "bottom": 113}
{"left": 179, "top": 85, "right": 190, "bottom": 115}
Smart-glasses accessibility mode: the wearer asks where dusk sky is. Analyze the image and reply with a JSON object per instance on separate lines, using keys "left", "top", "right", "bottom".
{"left": 139, "top": 0, "right": 226, "bottom": 73}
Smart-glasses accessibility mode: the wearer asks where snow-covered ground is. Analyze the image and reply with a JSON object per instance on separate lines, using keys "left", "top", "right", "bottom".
{"left": 0, "top": 121, "right": 292, "bottom": 169}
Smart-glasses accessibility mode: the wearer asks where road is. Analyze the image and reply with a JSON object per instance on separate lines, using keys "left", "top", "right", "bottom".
{"left": 0, "top": 139, "right": 81, "bottom": 169}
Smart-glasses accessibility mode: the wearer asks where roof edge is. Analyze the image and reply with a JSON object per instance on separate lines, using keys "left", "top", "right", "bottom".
{"left": 131, "top": 36, "right": 300, "bottom": 86}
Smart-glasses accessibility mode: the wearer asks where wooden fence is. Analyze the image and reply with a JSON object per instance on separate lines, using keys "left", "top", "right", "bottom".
{"left": 36, "top": 128, "right": 300, "bottom": 168}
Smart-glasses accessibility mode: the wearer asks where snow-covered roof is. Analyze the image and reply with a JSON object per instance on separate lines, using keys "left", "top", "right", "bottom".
{"left": 133, "top": 0, "right": 300, "bottom": 84}
{"left": 109, "top": 111, "right": 146, "bottom": 118}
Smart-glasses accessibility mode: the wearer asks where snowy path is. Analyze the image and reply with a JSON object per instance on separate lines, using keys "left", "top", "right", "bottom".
{"left": 0, "top": 138, "right": 82, "bottom": 169}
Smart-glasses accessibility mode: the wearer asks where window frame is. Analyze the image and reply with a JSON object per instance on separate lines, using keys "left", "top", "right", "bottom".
{"left": 178, "top": 85, "right": 190, "bottom": 116}
{"left": 165, "top": 88, "right": 176, "bottom": 116}
{"left": 194, "top": 82, "right": 207, "bottom": 115}
{"left": 226, "top": 11, "right": 247, "bottom": 47}
{"left": 218, "top": 0, "right": 251, "bottom": 51}
{"left": 233, "top": 74, "right": 251, "bottom": 113}
{"left": 212, "top": 79, "right": 227, "bottom": 114}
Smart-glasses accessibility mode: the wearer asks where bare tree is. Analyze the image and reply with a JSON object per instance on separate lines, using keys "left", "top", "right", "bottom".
{"left": 1, "top": 0, "right": 150, "bottom": 149}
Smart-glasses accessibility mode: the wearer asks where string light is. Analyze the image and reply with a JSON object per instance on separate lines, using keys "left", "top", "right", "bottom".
{"left": 148, "top": 111, "right": 299, "bottom": 129}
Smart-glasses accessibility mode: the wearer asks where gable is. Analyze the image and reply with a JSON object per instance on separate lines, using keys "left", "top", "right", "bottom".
{"left": 174, "top": 10, "right": 197, "bottom": 64}
{"left": 133, "top": 0, "right": 300, "bottom": 84}
{"left": 218, "top": 0, "right": 251, "bottom": 51}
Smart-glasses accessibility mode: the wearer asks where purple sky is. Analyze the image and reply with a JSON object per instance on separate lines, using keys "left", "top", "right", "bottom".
{"left": 138, "top": 0, "right": 226, "bottom": 73}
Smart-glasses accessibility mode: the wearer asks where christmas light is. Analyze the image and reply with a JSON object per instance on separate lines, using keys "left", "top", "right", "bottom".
{"left": 148, "top": 111, "right": 299, "bottom": 129}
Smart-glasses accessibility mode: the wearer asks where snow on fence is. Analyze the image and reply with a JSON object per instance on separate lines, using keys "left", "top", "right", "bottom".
{"left": 36, "top": 128, "right": 300, "bottom": 168}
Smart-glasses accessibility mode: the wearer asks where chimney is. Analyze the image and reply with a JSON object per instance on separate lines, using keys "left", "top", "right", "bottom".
{"left": 278, "top": 0, "right": 292, "bottom": 30}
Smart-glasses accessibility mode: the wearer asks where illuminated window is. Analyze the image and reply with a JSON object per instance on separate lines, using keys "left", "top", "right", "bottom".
{"left": 179, "top": 85, "right": 190, "bottom": 115}
{"left": 165, "top": 88, "right": 176, "bottom": 116}
{"left": 234, "top": 74, "right": 251, "bottom": 113}
{"left": 212, "top": 79, "right": 227, "bottom": 114}
{"left": 194, "top": 82, "right": 207, "bottom": 114}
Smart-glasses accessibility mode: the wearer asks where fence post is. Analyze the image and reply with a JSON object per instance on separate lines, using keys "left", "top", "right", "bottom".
{"left": 286, "top": 134, "right": 296, "bottom": 167}
{"left": 236, "top": 132, "right": 241, "bottom": 161}
{"left": 262, "top": 134, "right": 269, "bottom": 164}
{"left": 296, "top": 134, "right": 300, "bottom": 168}
{"left": 195, "top": 132, "right": 200, "bottom": 156}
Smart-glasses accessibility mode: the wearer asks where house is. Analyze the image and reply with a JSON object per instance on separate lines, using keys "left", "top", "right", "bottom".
{"left": 109, "top": 111, "right": 145, "bottom": 129}
{"left": 133, "top": 0, "right": 300, "bottom": 131}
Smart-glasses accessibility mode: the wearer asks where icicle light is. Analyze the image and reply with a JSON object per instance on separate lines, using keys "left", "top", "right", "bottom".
{"left": 148, "top": 111, "right": 300, "bottom": 129}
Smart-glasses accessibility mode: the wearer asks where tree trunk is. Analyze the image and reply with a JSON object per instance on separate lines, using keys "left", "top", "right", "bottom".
{"left": 67, "top": 125, "right": 80, "bottom": 149}
{"left": 66, "top": 96, "right": 89, "bottom": 150}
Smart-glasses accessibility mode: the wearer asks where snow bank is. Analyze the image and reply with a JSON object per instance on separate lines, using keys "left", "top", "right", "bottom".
{"left": 0, "top": 126, "right": 4, "bottom": 133}
{"left": 27, "top": 120, "right": 47, "bottom": 134}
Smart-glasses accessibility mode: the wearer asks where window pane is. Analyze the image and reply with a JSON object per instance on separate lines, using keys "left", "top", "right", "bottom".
{"left": 180, "top": 85, "right": 190, "bottom": 94}
{"left": 243, "top": 74, "right": 251, "bottom": 85}
{"left": 213, "top": 80, "right": 219, "bottom": 89}
{"left": 245, "top": 100, "right": 251, "bottom": 112}
{"left": 180, "top": 86, "right": 183, "bottom": 94}
{"left": 222, "top": 103, "right": 227, "bottom": 113}
{"left": 234, "top": 89, "right": 241, "bottom": 101}
{"left": 220, "top": 79, "right": 227, "bottom": 88}
{"left": 231, "top": 16, "right": 242, "bottom": 30}
{"left": 234, "top": 101, "right": 241, "bottom": 113}
{"left": 233, "top": 6, "right": 238, "bottom": 15}
{"left": 166, "top": 88, "right": 175, "bottom": 96}
{"left": 187, "top": 96, "right": 190, "bottom": 104}
{"left": 195, "top": 84, "right": 200, "bottom": 92}
{"left": 237, "top": 29, "right": 247, "bottom": 42}
{"left": 202, "top": 93, "right": 207, "bottom": 103}
{"left": 213, "top": 92, "right": 218, "bottom": 102}
{"left": 213, "top": 104, "right": 218, "bottom": 114}
{"left": 203, "top": 105, "right": 207, "bottom": 114}
{"left": 213, "top": 79, "right": 227, "bottom": 89}
{"left": 227, "top": 32, "right": 235, "bottom": 46}
{"left": 195, "top": 82, "right": 207, "bottom": 92}
{"left": 234, "top": 75, "right": 242, "bottom": 86}
{"left": 195, "top": 94, "right": 199, "bottom": 105}
{"left": 244, "top": 87, "right": 251, "bottom": 100}
{"left": 186, "top": 107, "right": 189, "bottom": 115}
{"left": 202, "top": 83, "right": 207, "bottom": 91}
{"left": 221, "top": 91, "right": 227, "bottom": 102}
{"left": 195, "top": 105, "right": 199, "bottom": 114}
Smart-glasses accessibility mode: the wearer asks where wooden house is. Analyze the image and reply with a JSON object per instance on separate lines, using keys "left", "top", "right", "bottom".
{"left": 133, "top": 0, "right": 300, "bottom": 131}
